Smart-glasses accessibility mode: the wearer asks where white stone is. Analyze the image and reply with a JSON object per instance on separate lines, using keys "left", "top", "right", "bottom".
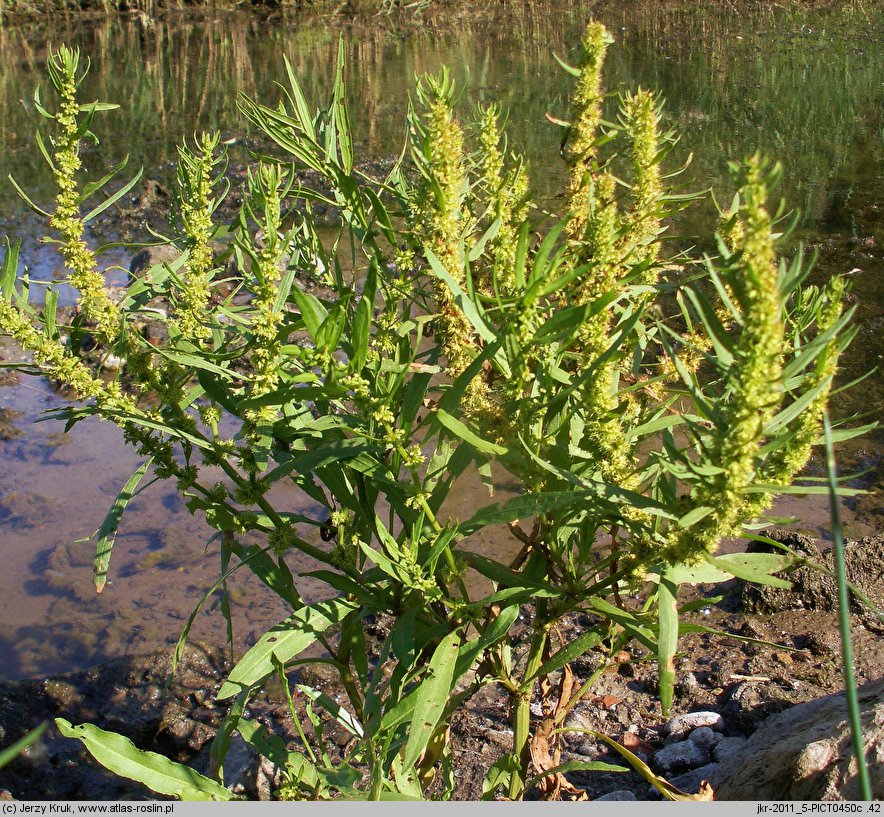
{"left": 664, "top": 711, "right": 725, "bottom": 737}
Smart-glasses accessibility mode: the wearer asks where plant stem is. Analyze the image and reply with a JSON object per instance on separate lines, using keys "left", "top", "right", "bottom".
{"left": 509, "top": 610, "right": 547, "bottom": 800}
{"left": 824, "top": 413, "right": 872, "bottom": 800}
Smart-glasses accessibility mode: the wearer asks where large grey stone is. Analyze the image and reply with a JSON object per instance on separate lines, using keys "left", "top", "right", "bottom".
{"left": 715, "top": 679, "right": 884, "bottom": 800}
{"left": 712, "top": 736, "right": 747, "bottom": 763}
{"left": 670, "top": 762, "right": 721, "bottom": 795}
{"left": 654, "top": 739, "right": 709, "bottom": 773}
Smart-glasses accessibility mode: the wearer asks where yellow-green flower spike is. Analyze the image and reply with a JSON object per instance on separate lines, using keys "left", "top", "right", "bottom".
{"left": 565, "top": 22, "right": 612, "bottom": 242}
{"left": 744, "top": 275, "right": 847, "bottom": 520}
{"left": 173, "top": 132, "right": 224, "bottom": 344}
{"left": 621, "top": 89, "right": 663, "bottom": 284}
{"left": 46, "top": 47, "right": 121, "bottom": 346}
{"left": 477, "top": 104, "right": 531, "bottom": 295}
{"left": 669, "top": 155, "right": 786, "bottom": 562}
{"left": 410, "top": 71, "right": 490, "bottom": 415}
{"left": 240, "top": 163, "right": 291, "bottom": 429}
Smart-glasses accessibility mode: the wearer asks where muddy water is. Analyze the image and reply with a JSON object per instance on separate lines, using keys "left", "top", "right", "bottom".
{"left": 0, "top": 0, "right": 882, "bottom": 680}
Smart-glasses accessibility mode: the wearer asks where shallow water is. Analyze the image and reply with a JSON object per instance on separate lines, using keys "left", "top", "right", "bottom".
{"left": 0, "top": 0, "right": 881, "bottom": 680}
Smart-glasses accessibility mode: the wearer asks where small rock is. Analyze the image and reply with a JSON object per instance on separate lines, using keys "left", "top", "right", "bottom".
{"left": 664, "top": 711, "right": 725, "bottom": 737}
{"left": 669, "top": 762, "right": 721, "bottom": 795}
{"left": 43, "top": 679, "right": 82, "bottom": 709}
{"left": 689, "top": 726, "right": 721, "bottom": 750}
{"left": 594, "top": 789, "right": 638, "bottom": 801}
{"left": 677, "top": 672, "right": 701, "bottom": 696}
{"left": 712, "top": 736, "right": 747, "bottom": 763}
{"left": 654, "top": 739, "right": 709, "bottom": 773}
{"left": 256, "top": 755, "right": 283, "bottom": 801}
{"left": 795, "top": 739, "right": 835, "bottom": 777}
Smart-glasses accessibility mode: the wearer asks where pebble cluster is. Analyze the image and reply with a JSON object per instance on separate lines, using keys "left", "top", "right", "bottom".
{"left": 593, "top": 710, "right": 747, "bottom": 801}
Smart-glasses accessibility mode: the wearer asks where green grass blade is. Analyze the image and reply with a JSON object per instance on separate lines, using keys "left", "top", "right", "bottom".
{"left": 824, "top": 413, "right": 872, "bottom": 800}
{"left": 0, "top": 722, "right": 47, "bottom": 770}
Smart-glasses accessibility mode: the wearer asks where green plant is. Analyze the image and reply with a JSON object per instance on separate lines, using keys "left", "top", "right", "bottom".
{"left": 0, "top": 26, "right": 867, "bottom": 801}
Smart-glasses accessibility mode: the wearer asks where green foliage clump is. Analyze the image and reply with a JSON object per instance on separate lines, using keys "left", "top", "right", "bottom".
{"left": 0, "top": 23, "right": 867, "bottom": 802}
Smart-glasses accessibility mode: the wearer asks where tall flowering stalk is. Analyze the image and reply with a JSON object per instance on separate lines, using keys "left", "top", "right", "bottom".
{"left": 742, "top": 275, "right": 847, "bottom": 520}
{"left": 476, "top": 103, "right": 530, "bottom": 295}
{"left": 45, "top": 47, "right": 121, "bottom": 346}
{"left": 620, "top": 89, "right": 664, "bottom": 285}
{"left": 172, "top": 133, "right": 226, "bottom": 344}
{"left": 239, "top": 162, "right": 292, "bottom": 429}
{"left": 409, "top": 71, "right": 489, "bottom": 414}
{"left": 564, "top": 22, "right": 612, "bottom": 244}
{"left": 668, "top": 155, "right": 786, "bottom": 562}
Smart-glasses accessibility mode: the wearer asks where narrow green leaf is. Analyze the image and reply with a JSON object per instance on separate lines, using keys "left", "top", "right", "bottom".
{"left": 528, "top": 629, "right": 604, "bottom": 682}
{"left": 55, "top": 719, "right": 233, "bottom": 801}
{"left": 705, "top": 552, "right": 793, "bottom": 588}
{"left": 218, "top": 598, "right": 357, "bottom": 699}
{"left": 657, "top": 572, "right": 679, "bottom": 715}
{"left": 296, "top": 685, "right": 363, "bottom": 737}
{"left": 677, "top": 505, "right": 714, "bottom": 528}
{"left": 458, "top": 551, "right": 556, "bottom": 593}
{"left": 8, "top": 174, "right": 52, "bottom": 217}
{"left": 237, "top": 719, "right": 292, "bottom": 770}
{"left": 436, "top": 408, "right": 507, "bottom": 456}
{"left": 82, "top": 167, "right": 144, "bottom": 223}
{"left": 352, "top": 293, "right": 371, "bottom": 372}
{"left": 290, "top": 285, "right": 329, "bottom": 339}
{"left": 229, "top": 542, "right": 302, "bottom": 607}
{"left": 552, "top": 52, "right": 582, "bottom": 77}
{"left": 208, "top": 687, "right": 251, "bottom": 783}
{"left": 586, "top": 598, "right": 656, "bottom": 652}
{"left": 424, "top": 248, "right": 499, "bottom": 350}
{"left": 1, "top": 238, "right": 21, "bottom": 298}
{"left": 401, "top": 630, "right": 461, "bottom": 770}
{"left": 526, "top": 759, "right": 626, "bottom": 788}
{"left": 91, "top": 458, "right": 153, "bottom": 594}
{"left": 44, "top": 288, "right": 59, "bottom": 338}
{"left": 265, "top": 440, "right": 378, "bottom": 484}
{"left": 482, "top": 754, "right": 519, "bottom": 800}
{"left": 459, "top": 491, "right": 585, "bottom": 537}
{"left": 0, "top": 723, "right": 47, "bottom": 770}
{"left": 453, "top": 603, "right": 520, "bottom": 678}
{"left": 78, "top": 155, "right": 129, "bottom": 204}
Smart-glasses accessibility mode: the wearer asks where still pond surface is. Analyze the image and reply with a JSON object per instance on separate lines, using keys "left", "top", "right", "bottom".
{"left": 0, "top": 0, "right": 881, "bottom": 679}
